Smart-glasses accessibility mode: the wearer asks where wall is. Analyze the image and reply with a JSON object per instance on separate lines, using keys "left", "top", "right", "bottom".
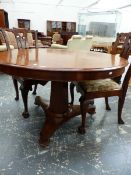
{"left": 1, "top": 2, "right": 131, "bottom": 35}
{"left": 1, "top": 2, "right": 79, "bottom": 34}
{"left": 119, "top": 11, "right": 131, "bottom": 32}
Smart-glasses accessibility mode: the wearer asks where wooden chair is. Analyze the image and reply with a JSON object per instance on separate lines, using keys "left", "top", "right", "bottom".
{"left": 8, "top": 28, "right": 38, "bottom": 98}
{"left": 70, "top": 33, "right": 131, "bottom": 134}
{"left": 13, "top": 27, "right": 38, "bottom": 48}
{"left": 1, "top": 28, "right": 48, "bottom": 118}
{"left": 110, "top": 32, "right": 128, "bottom": 54}
{"left": 52, "top": 32, "right": 63, "bottom": 45}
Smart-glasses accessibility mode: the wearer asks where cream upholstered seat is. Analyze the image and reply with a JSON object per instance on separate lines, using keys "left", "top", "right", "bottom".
{"left": 91, "top": 36, "right": 115, "bottom": 53}
{"left": 51, "top": 34, "right": 93, "bottom": 51}
{"left": 78, "top": 79, "right": 121, "bottom": 92}
{"left": 0, "top": 45, "right": 7, "bottom": 51}
{"left": 51, "top": 43, "right": 68, "bottom": 49}
{"left": 67, "top": 35, "right": 93, "bottom": 51}
{"left": 0, "top": 44, "right": 14, "bottom": 51}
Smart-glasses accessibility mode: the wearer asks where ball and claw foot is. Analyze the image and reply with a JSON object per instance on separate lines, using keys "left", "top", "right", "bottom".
{"left": 118, "top": 118, "right": 124, "bottom": 124}
{"left": 32, "top": 91, "right": 37, "bottom": 95}
{"left": 34, "top": 96, "right": 39, "bottom": 106}
{"left": 106, "top": 106, "right": 111, "bottom": 111}
{"left": 78, "top": 126, "right": 86, "bottom": 134}
{"left": 15, "top": 96, "right": 19, "bottom": 101}
{"left": 39, "top": 133, "right": 50, "bottom": 147}
{"left": 22, "top": 111, "right": 30, "bottom": 118}
{"left": 39, "top": 139, "right": 50, "bottom": 147}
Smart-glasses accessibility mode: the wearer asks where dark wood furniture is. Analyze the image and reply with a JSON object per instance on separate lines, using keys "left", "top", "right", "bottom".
{"left": 70, "top": 33, "right": 131, "bottom": 134}
{"left": 40, "top": 36, "right": 52, "bottom": 46}
{"left": 47, "top": 20, "right": 77, "bottom": 45}
{"left": 0, "top": 48, "right": 128, "bottom": 146}
{"left": 13, "top": 27, "right": 37, "bottom": 48}
{"left": 17, "top": 19, "right": 30, "bottom": 30}
{"left": 37, "top": 32, "right": 52, "bottom": 46}
{"left": 0, "top": 9, "right": 9, "bottom": 28}
{"left": 0, "top": 28, "right": 48, "bottom": 117}
{"left": 61, "top": 31, "right": 78, "bottom": 45}
{"left": 71, "top": 62, "right": 131, "bottom": 134}
{"left": 110, "top": 33, "right": 128, "bottom": 54}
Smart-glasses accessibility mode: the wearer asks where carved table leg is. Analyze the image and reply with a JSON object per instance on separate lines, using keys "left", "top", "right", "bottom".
{"left": 12, "top": 77, "right": 19, "bottom": 100}
{"left": 20, "top": 83, "right": 32, "bottom": 118}
{"left": 32, "top": 84, "right": 38, "bottom": 95}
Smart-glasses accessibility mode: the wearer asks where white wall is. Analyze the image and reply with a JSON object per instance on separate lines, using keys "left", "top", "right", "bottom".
{"left": 119, "top": 11, "right": 131, "bottom": 32}
{"left": 1, "top": 2, "right": 79, "bottom": 34}
{"left": 1, "top": 2, "right": 131, "bottom": 34}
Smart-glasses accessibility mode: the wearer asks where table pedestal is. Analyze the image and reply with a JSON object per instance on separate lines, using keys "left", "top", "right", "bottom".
{"left": 35, "top": 81, "right": 95, "bottom": 147}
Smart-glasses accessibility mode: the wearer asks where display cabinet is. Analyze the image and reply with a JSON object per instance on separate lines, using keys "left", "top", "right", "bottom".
{"left": 18, "top": 19, "right": 30, "bottom": 29}
{"left": 47, "top": 20, "right": 77, "bottom": 45}
{"left": 0, "top": 9, "right": 9, "bottom": 28}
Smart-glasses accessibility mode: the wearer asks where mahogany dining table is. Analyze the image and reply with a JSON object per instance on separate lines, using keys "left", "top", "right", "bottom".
{"left": 0, "top": 48, "right": 128, "bottom": 146}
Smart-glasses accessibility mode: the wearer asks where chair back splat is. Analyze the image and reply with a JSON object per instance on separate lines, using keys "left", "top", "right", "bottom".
{"left": 13, "top": 27, "right": 38, "bottom": 49}
{"left": 120, "top": 32, "right": 131, "bottom": 59}
{"left": 111, "top": 32, "right": 128, "bottom": 54}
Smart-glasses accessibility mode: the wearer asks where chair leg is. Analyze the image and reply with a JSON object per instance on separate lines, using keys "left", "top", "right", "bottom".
{"left": 105, "top": 97, "right": 111, "bottom": 110}
{"left": 70, "top": 82, "right": 75, "bottom": 105}
{"left": 12, "top": 77, "right": 19, "bottom": 100}
{"left": 32, "top": 84, "right": 38, "bottom": 95}
{"left": 20, "top": 85, "right": 30, "bottom": 118}
{"left": 118, "top": 97, "right": 124, "bottom": 124}
{"left": 78, "top": 96, "right": 87, "bottom": 134}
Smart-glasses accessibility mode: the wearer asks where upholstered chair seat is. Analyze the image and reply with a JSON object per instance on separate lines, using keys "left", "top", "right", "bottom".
{"left": 117, "top": 45, "right": 123, "bottom": 49}
{"left": 78, "top": 79, "right": 121, "bottom": 93}
{"left": 0, "top": 44, "right": 14, "bottom": 51}
{"left": 51, "top": 43, "right": 68, "bottom": 49}
{"left": 67, "top": 35, "right": 93, "bottom": 51}
{"left": 51, "top": 35, "right": 93, "bottom": 51}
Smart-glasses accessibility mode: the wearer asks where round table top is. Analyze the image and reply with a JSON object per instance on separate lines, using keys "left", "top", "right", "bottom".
{"left": 0, "top": 48, "right": 128, "bottom": 81}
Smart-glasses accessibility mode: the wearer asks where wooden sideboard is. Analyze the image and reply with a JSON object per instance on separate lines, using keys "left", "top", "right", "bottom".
{"left": 0, "top": 9, "right": 9, "bottom": 28}
{"left": 32, "top": 31, "right": 52, "bottom": 46}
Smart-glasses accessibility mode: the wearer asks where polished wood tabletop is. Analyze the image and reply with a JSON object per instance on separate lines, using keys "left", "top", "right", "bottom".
{"left": 0, "top": 48, "right": 128, "bottom": 81}
{"left": 0, "top": 48, "right": 129, "bottom": 146}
